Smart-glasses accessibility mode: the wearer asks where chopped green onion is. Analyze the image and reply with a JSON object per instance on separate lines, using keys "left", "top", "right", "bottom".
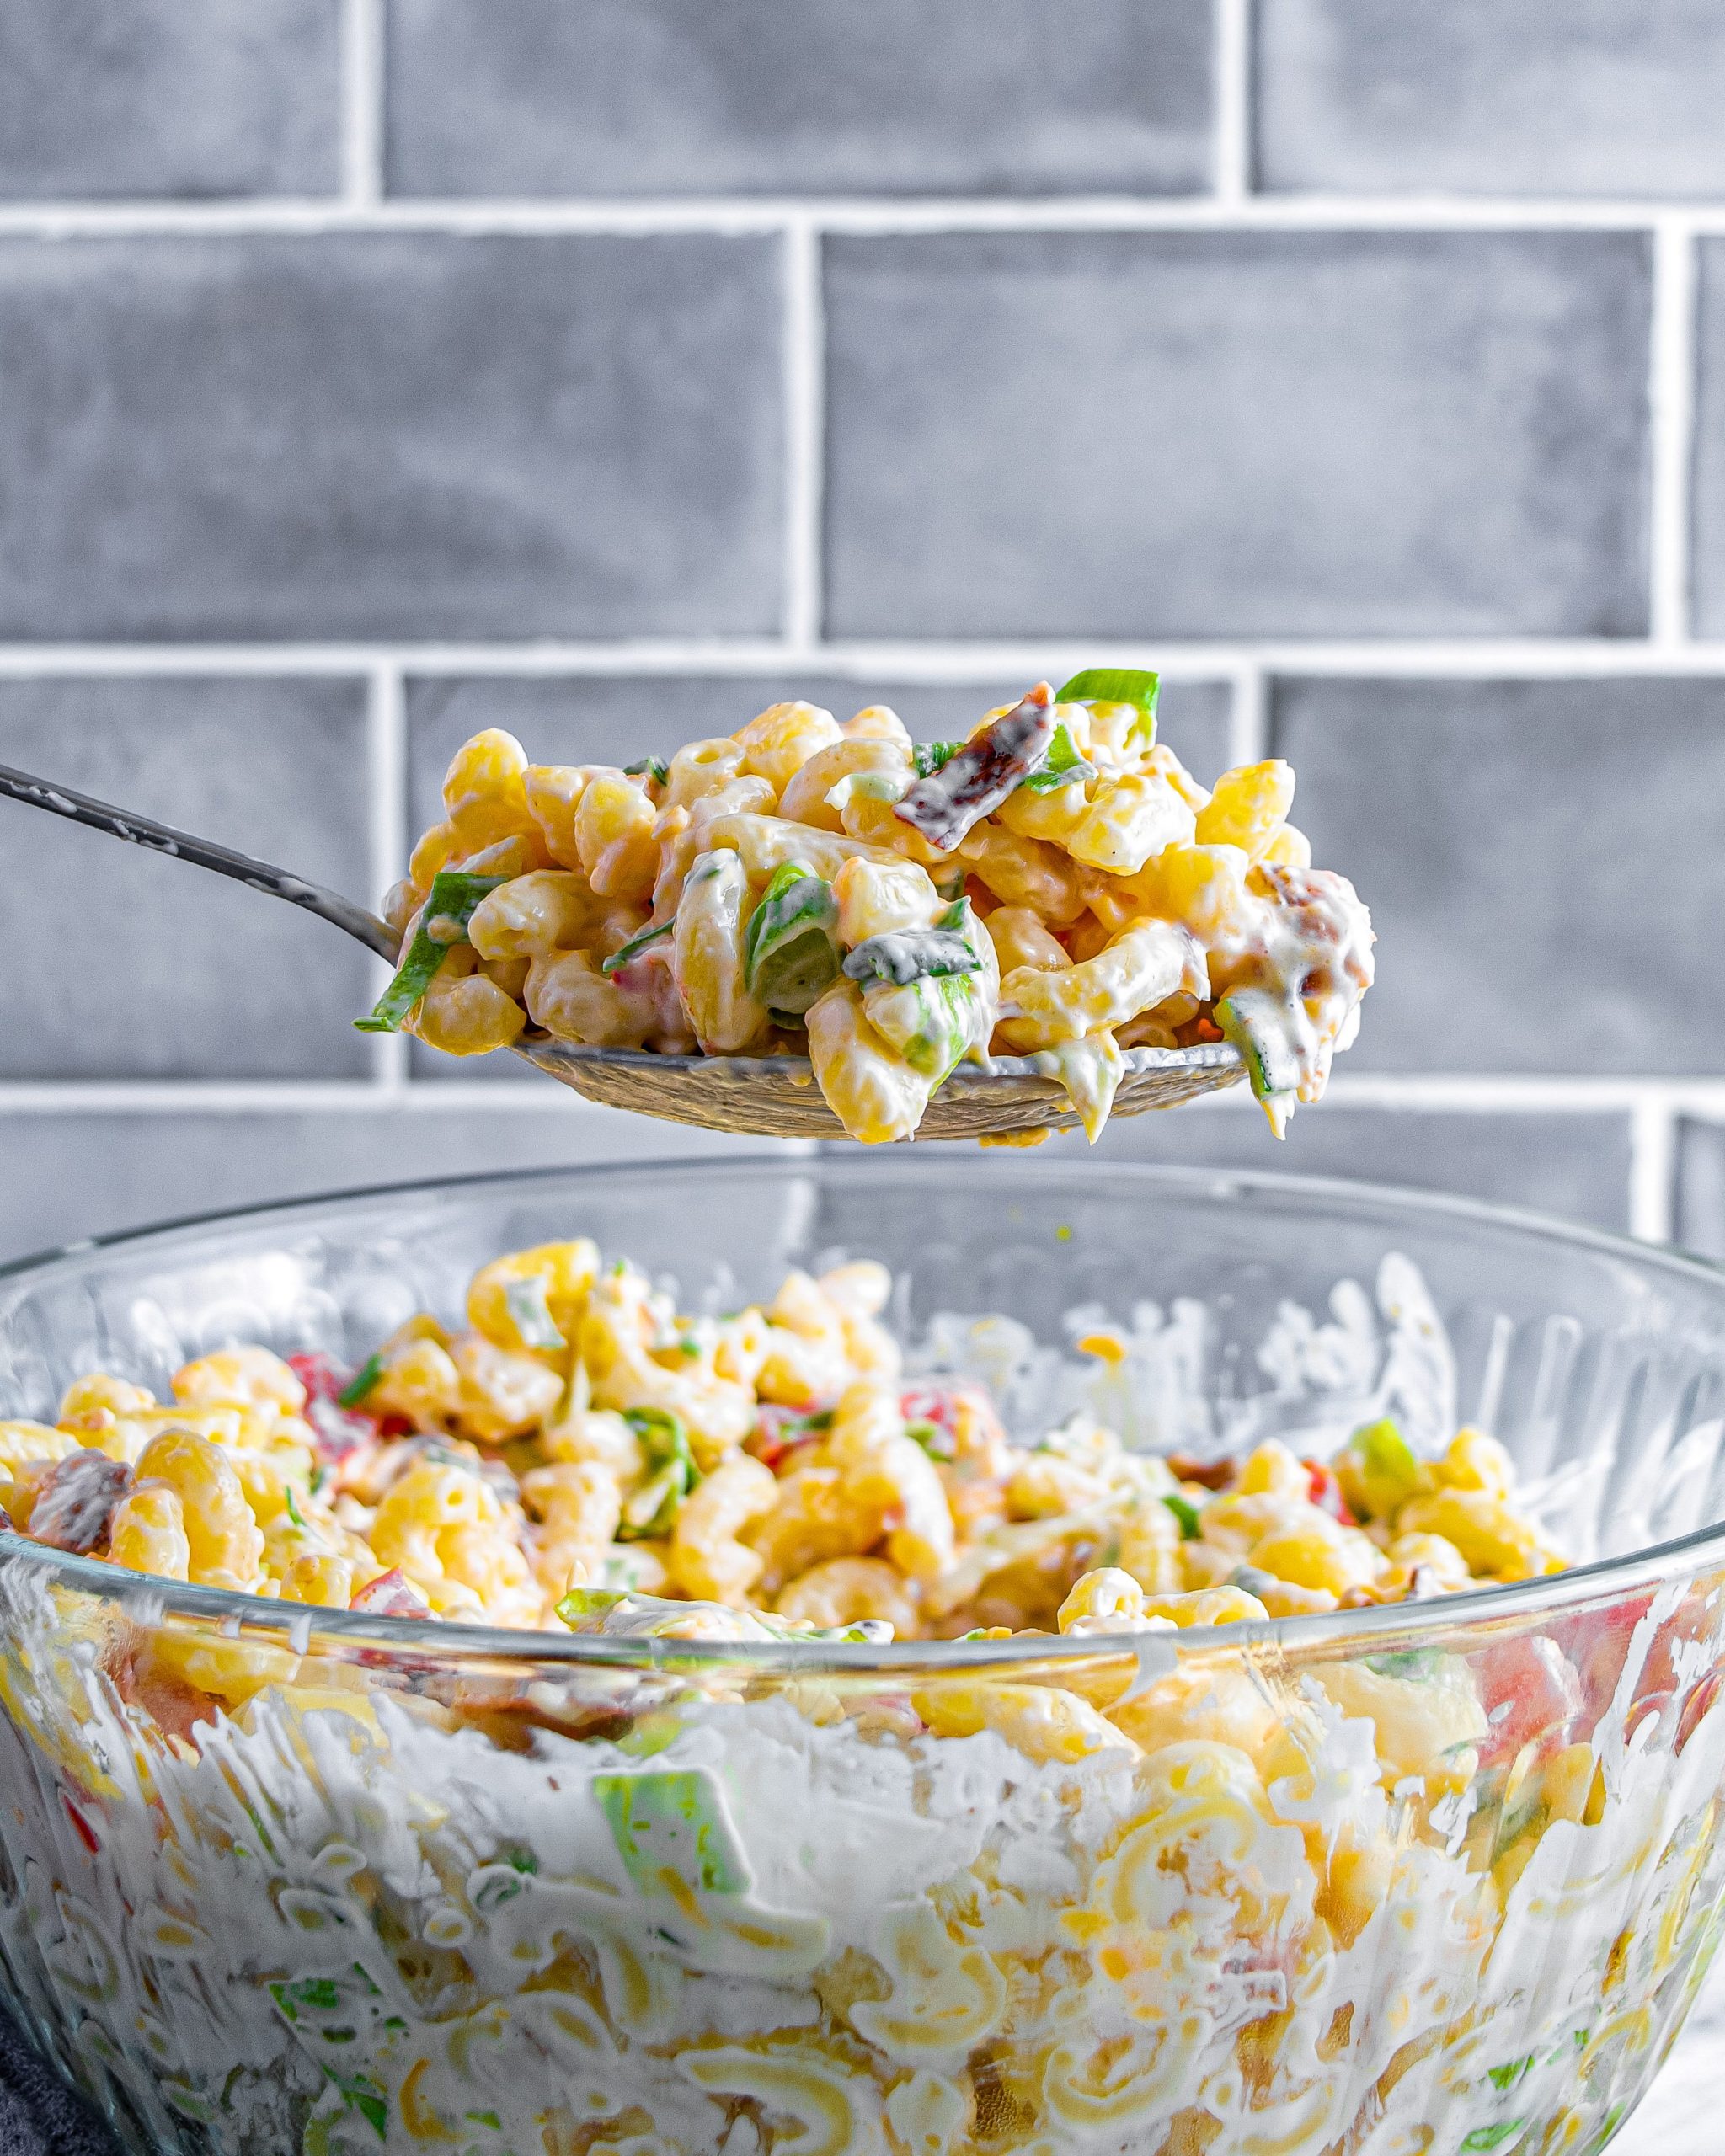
{"left": 599, "top": 918, "right": 674, "bottom": 978}
{"left": 905, "top": 1418, "right": 951, "bottom": 1460}
{"left": 1215, "top": 989, "right": 1302, "bottom": 1107}
{"left": 594, "top": 1768, "right": 752, "bottom": 1896}
{"left": 1486, "top": 2055, "right": 1535, "bottom": 2093}
{"left": 284, "top": 1485, "right": 307, "bottom": 1532}
{"left": 1460, "top": 2126, "right": 1525, "bottom": 2153}
{"left": 1054, "top": 667, "right": 1161, "bottom": 745}
{"left": 1339, "top": 1416, "right": 1432, "bottom": 1520}
{"left": 842, "top": 926, "right": 980, "bottom": 988}
{"left": 619, "top": 1406, "right": 697, "bottom": 1538}
{"left": 336, "top": 1353, "right": 386, "bottom": 1410}
{"left": 1017, "top": 721, "right": 1095, "bottom": 795}
{"left": 1162, "top": 1492, "right": 1201, "bottom": 1539}
{"left": 912, "top": 740, "right": 964, "bottom": 779}
{"left": 504, "top": 1274, "right": 566, "bottom": 1352}
{"left": 556, "top": 1587, "right": 629, "bottom": 1625}
{"left": 350, "top": 2089, "right": 388, "bottom": 2142}
{"left": 743, "top": 862, "right": 841, "bottom": 1017}
{"left": 1365, "top": 1647, "right": 1443, "bottom": 1681}
{"left": 623, "top": 755, "right": 669, "bottom": 785}
{"left": 354, "top": 870, "right": 507, "bottom": 1034}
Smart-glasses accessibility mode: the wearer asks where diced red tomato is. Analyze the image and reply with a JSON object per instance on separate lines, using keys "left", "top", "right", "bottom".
{"left": 286, "top": 1351, "right": 346, "bottom": 1405}
{"left": 899, "top": 1385, "right": 962, "bottom": 1439}
{"left": 1302, "top": 1459, "right": 1357, "bottom": 1526}
{"left": 747, "top": 1405, "right": 820, "bottom": 1471}
{"left": 1677, "top": 1664, "right": 1725, "bottom": 1756}
{"left": 1472, "top": 1633, "right": 1583, "bottom": 1768}
{"left": 1557, "top": 1588, "right": 1717, "bottom": 1740}
{"left": 61, "top": 1791, "right": 99, "bottom": 1855}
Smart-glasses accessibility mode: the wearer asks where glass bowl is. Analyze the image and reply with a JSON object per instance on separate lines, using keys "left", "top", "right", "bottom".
{"left": 1, "top": 1155, "right": 1724, "bottom": 2156}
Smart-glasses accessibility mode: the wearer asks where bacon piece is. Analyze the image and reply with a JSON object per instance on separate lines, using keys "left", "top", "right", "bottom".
{"left": 894, "top": 685, "right": 1056, "bottom": 851}
{"left": 30, "top": 1451, "right": 132, "bottom": 1554}
{"left": 351, "top": 1566, "right": 432, "bottom": 1619}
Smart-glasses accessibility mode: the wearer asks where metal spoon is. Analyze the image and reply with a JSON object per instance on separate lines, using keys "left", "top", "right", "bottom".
{"left": 0, "top": 763, "right": 1242, "bottom": 1139}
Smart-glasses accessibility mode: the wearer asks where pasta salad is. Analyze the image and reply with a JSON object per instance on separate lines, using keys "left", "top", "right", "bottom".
{"left": 366, "top": 673, "right": 1374, "bottom": 1142}
{"left": 0, "top": 1232, "right": 1718, "bottom": 2156}
{"left": 0, "top": 1233, "right": 1557, "bottom": 1636}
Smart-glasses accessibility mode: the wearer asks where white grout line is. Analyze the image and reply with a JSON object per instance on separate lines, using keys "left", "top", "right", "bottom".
{"left": 0, "top": 194, "right": 1713, "bottom": 238}
{"left": 363, "top": 661, "right": 409, "bottom": 1095}
{"left": 339, "top": 0, "right": 385, "bottom": 208}
{"left": 781, "top": 219, "right": 825, "bottom": 655}
{"left": 0, "top": 1081, "right": 624, "bottom": 1116}
{"left": 1226, "top": 660, "right": 1269, "bottom": 765}
{"left": 5, "top": 639, "right": 1725, "bottom": 680}
{"left": 1630, "top": 1096, "right": 1679, "bottom": 1242}
{"left": 1212, "top": 0, "right": 1253, "bottom": 209}
{"left": 1649, "top": 217, "right": 1699, "bottom": 648}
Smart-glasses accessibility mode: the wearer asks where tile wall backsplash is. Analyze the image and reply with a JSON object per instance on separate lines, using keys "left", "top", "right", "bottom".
{"left": 0, "top": 0, "right": 1721, "bottom": 1265}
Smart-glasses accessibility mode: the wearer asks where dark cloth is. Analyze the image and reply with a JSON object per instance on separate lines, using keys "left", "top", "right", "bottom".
{"left": 0, "top": 2008, "right": 120, "bottom": 2156}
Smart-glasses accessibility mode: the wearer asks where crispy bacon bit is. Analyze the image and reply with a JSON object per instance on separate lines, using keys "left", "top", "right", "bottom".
{"left": 1167, "top": 1452, "right": 1234, "bottom": 1492}
{"left": 893, "top": 685, "right": 1056, "bottom": 851}
{"left": 351, "top": 1566, "right": 432, "bottom": 1619}
{"left": 30, "top": 1451, "right": 132, "bottom": 1554}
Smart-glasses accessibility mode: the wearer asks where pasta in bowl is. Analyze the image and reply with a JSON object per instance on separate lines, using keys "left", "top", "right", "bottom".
{"left": 0, "top": 1159, "right": 1723, "bottom": 2156}
{"left": 370, "top": 673, "right": 1374, "bottom": 1143}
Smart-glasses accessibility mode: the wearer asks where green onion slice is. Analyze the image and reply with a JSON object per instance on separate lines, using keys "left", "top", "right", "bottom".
{"left": 599, "top": 919, "right": 674, "bottom": 979}
{"left": 594, "top": 1768, "right": 752, "bottom": 1896}
{"left": 354, "top": 870, "right": 507, "bottom": 1034}
{"left": 1017, "top": 720, "right": 1095, "bottom": 795}
{"left": 618, "top": 1406, "right": 697, "bottom": 1538}
{"left": 623, "top": 755, "right": 670, "bottom": 786}
{"left": 1162, "top": 1492, "right": 1201, "bottom": 1539}
{"left": 336, "top": 1352, "right": 387, "bottom": 1410}
{"left": 743, "top": 862, "right": 841, "bottom": 1017}
{"left": 1054, "top": 667, "right": 1161, "bottom": 746}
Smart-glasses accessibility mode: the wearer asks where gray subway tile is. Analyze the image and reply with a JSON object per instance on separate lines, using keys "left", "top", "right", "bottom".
{"left": 402, "top": 672, "right": 1233, "bottom": 1081}
{"left": 0, "top": 1108, "right": 771, "bottom": 1270}
{"left": 386, "top": 0, "right": 1211, "bottom": 199}
{"left": 0, "top": 677, "right": 373, "bottom": 1079}
{"left": 823, "top": 232, "right": 1651, "bottom": 641}
{"left": 1687, "top": 243, "right": 1725, "bottom": 639}
{"left": 0, "top": 0, "right": 339, "bottom": 200}
{"left": 1050, "top": 1100, "right": 1635, "bottom": 1234}
{"left": 0, "top": 235, "right": 782, "bottom": 640}
{"left": 1258, "top": 0, "right": 1725, "bottom": 199}
{"left": 1274, "top": 676, "right": 1725, "bottom": 1077}
{"left": 1676, "top": 1120, "right": 1725, "bottom": 1262}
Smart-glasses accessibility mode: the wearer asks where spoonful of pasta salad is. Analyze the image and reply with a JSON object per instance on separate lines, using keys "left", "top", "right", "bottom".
{"left": 0, "top": 670, "right": 1373, "bottom": 1145}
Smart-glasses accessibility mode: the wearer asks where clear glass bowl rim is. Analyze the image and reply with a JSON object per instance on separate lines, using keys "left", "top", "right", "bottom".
{"left": 3, "top": 1151, "right": 1723, "bottom": 1673}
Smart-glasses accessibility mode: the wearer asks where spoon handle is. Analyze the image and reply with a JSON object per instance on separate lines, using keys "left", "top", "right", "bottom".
{"left": 0, "top": 762, "right": 399, "bottom": 963}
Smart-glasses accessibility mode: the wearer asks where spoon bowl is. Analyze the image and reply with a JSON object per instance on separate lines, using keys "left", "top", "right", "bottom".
{"left": 514, "top": 1033, "right": 1242, "bottom": 1139}
{"left": 0, "top": 760, "right": 1242, "bottom": 1139}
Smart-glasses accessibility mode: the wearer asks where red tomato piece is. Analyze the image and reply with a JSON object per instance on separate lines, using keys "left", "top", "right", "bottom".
{"left": 286, "top": 1351, "right": 346, "bottom": 1405}
{"left": 1302, "top": 1460, "right": 1358, "bottom": 1526}
{"left": 61, "top": 1791, "right": 99, "bottom": 1855}
{"left": 1473, "top": 1633, "right": 1583, "bottom": 1768}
